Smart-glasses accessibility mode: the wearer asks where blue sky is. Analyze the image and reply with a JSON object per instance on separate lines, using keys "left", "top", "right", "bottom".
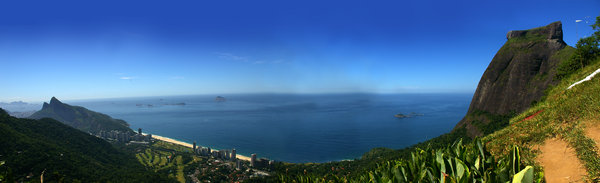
{"left": 0, "top": 0, "right": 598, "bottom": 102}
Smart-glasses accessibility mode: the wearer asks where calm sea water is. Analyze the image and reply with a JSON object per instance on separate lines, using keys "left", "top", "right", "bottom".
{"left": 69, "top": 93, "right": 471, "bottom": 163}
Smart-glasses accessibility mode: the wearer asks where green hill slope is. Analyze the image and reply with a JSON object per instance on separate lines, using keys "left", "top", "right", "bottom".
{"left": 29, "top": 97, "right": 131, "bottom": 134}
{"left": 484, "top": 56, "right": 600, "bottom": 181}
{"left": 0, "top": 108, "right": 175, "bottom": 182}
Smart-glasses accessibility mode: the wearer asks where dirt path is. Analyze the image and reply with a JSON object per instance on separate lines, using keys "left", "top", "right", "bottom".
{"left": 585, "top": 122, "right": 600, "bottom": 149}
{"left": 537, "top": 138, "right": 587, "bottom": 183}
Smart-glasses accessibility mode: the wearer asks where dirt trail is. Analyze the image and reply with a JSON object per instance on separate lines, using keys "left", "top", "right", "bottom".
{"left": 585, "top": 122, "right": 600, "bottom": 149}
{"left": 537, "top": 138, "right": 587, "bottom": 183}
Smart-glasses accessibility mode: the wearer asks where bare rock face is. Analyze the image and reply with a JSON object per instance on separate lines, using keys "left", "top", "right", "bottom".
{"left": 455, "top": 21, "right": 570, "bottom": 137}
{"left": 506, "top": 21, "right": 563, "bottom": 40}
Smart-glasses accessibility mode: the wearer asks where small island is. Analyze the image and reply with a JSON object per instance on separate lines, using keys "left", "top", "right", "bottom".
{"left": 215, "top": 96, "right": 226, "bottom": 102}
{"left": 394, "top": 112, "right": 424, "bottom": 118}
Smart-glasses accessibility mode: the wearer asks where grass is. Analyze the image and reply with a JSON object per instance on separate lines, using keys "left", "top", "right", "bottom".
{"left": 175, "top": 156, "right": 185, "bottom": 183}
{"left": 483, "top": 58, "right": 600, "bottom": 181}
{"left": 134, "top": 141, "right": 201, "bottom": 183}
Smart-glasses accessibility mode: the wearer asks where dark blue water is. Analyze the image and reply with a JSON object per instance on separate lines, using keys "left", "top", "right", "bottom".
{"left": 69, "top": 93, "right": 470, "bottom": 163}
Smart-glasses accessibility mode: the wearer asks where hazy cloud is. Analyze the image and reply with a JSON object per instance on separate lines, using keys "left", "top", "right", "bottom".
{"left": 120, "top": 76, "right": 136, "bottom": 80}
{"left": 216, "top": 52, "right": 285, "bottom": 65}
{"left": 215, "top": 52, "right": 247, "bottom": 62}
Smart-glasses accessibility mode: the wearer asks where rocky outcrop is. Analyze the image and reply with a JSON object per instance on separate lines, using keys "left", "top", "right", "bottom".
{"left": 455, "top": 21, "right": 572, "bottom": 137}
{"left": 506, "top": 21, "right": 563, "bottom": 40}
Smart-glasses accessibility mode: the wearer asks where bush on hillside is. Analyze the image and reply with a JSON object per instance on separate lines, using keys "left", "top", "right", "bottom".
{"left": 557, "top": 16, "right": 600, "bottom": 79}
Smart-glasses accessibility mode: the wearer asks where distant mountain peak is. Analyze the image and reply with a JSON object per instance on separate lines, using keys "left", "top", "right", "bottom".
{"left": 50, "top": 96, "right": 61, "bottom": 105}
{"left": 31, "top": 97, "right": 131, "bottom": 133}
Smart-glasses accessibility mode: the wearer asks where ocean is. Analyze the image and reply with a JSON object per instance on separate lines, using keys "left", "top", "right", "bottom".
{"left": 69, "top": 93, "right": 471, "bottom": 163}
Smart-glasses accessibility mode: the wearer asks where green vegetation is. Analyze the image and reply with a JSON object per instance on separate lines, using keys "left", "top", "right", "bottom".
{"left": 556, "top": 16, "right": 600, "bottom": 79}
{"left": 467, "top": 110, "right": 516, "bottom": 136}
{"left": 485, "top": 58, "right": 600, "bottom": 181}
{"left": 261, "top": 127, "right": 472, "bottom": 182}
{"left": 277, "top": 140, "right": 539, "bottom": 183}
{"left": 505, "top": 31, "right": 546, "bottom": 45}
{"left": 0, "top": 108, "right": 175, "bottom": 182}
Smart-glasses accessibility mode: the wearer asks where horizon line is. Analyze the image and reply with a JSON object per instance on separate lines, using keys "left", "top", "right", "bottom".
{"left": 2, "top": 91, "right": 475, "bottom": 103}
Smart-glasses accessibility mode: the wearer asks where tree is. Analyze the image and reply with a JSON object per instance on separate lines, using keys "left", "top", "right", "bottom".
{"left": 556, "top": 15, "right": 600, "bottom": 79}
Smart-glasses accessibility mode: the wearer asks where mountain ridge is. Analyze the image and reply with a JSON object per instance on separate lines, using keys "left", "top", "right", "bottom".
{"left": 30, "top": 97, "right": 131, "bottom": 134}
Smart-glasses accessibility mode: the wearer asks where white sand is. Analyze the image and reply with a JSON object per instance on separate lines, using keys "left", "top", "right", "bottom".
{"left": 150, "top": 134, "right": 251, "bottom": 161}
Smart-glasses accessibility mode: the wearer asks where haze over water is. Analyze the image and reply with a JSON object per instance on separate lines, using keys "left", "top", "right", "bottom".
{"left": 70, "top": 93, "right": 470, "bottom": 163}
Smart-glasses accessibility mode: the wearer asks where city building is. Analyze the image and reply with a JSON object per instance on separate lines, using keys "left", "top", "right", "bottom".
{"left": 95, "top": 130, "right": 152, "bottom": 143}
{"left": 231, "top": 149, "right": 236, "bottom": 160}
{"left": 236, "top": 159, "right": 241, "bottom": 170}
{"left": 250, "top": 154, "right": 257, "bottom": 167}
{"left": 193, "top": 141, "right": 196, "bottom": 152}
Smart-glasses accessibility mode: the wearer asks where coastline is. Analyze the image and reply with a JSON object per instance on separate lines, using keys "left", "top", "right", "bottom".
{"left": 149, "top": 134, "right": 251, "bottom": 161}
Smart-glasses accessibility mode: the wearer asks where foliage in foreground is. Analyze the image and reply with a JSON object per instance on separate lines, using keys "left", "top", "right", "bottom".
{"left": 278, "top": 139, "right": 540, "bottom": 183}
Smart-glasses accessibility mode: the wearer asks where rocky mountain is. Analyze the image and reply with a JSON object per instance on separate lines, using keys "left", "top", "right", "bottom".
{"left": 455, "top": 21, "right": 574, "bottom": 137}
{"left": 0, "top": 108, "right": 175, "bottom": 182}
{"left": 29, "top": 97, "right": 131, "bottom": 134}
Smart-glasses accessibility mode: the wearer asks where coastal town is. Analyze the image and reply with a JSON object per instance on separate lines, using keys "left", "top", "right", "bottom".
{"left": 94, "top": 128, "right": 272, "bottom": 182}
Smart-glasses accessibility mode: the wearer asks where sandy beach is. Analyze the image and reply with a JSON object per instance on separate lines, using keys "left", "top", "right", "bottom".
{"left": 150, "top": 134, "right": 251, "bottom": 161}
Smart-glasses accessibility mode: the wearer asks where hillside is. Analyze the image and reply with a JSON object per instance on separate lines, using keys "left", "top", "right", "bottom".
{"left": 455, "top": 21, "right": 574, "bottom": 137}
{"left": 484, "top": 55, "right": 600, "bottom": 182}
{"left": 0, "top": 108, "right": 176, "bottom": 182}
{"left": 29, "top": 97, "right": 131, "bottom": 134}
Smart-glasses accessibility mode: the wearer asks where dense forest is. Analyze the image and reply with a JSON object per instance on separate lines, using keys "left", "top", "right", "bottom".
{"left": 0, "top": 108, "right": 176, "bottom": 182}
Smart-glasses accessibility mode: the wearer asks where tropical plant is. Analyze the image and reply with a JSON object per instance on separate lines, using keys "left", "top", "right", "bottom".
{"left": 277, "top": 139, "right": 541, "bottom": 183}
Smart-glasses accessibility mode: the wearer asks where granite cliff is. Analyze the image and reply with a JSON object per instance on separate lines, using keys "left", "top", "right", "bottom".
{"left": 455, "top": 21, "right": 574, "bottom": 137}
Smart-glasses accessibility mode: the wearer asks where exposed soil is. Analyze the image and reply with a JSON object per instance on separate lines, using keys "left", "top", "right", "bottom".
{"left": 584, "top": 122, "right": 600, "bottom": 150}
{"left": 536, "top": 138, "right": 587, "bottom": 183}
